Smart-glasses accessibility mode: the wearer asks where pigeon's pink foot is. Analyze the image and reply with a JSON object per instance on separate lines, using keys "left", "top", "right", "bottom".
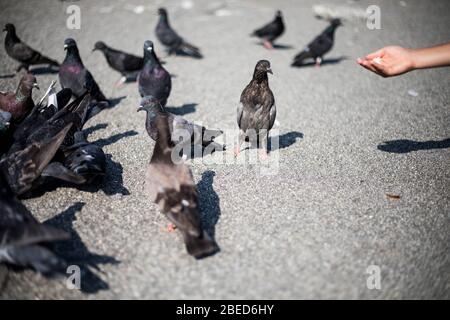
{"left": 115, "top": 76, "right": 127, "bottom": 88}
{"left": 234, "top": 146, "right": 240, "bottom": 157}
{"left": 315, "top": 57, "right": 322, "bottom": 68}
{"left": 263, "top": 40, "right": 274, "bottom": 50}
{"left": 259, "top": 149, "right": 269, "bottom": 161}
{"left": 166, "top": 223, "right": 177, "bottom": 233}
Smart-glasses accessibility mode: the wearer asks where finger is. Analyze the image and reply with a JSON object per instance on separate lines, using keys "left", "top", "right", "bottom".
{"left": 370, "top": 61, "right": 390, "bottom": 76}
{"left": 359, "top": 60, "right": 378, "bottom": 73}
{"left": 365, "top": 48, "right": 385, "bottom": 60}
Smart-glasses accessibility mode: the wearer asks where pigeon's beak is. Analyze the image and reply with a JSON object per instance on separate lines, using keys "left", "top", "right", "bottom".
{"left": 137, "top": 106, "right": 145, "bottom": 112}
{"left": 64, "top": 44, "right": 68, "bottom": 50}
{"left": 2, "top": 28, "right": 6, "bottom": 32}
{"left": 92, "top": 48, "right": 97, "bottom": 52}
{"left": 146, "top": 47, "right": 153, "bottom": 52}
{"left": 267, "top": 68, "right": 273, "bottom": 75}
{"left": 33, "top": 83, "right": 40, "bottom": 90}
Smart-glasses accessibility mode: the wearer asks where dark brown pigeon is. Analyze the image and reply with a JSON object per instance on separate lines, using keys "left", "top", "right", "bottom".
{"left": 3, "top": 23, "right": 59, "bottom": 72}
{"left": 93, "top": 41, "right": 143, "bottom": 86}
{"left": 236, "top": 60, "right": 276, "bottom": 159}
{"left": 59, "top": 38, "right": 108, "bottom": 104}
{"left": 0, "top": 73, "right": 38, "bottom": 122}
{"left": 0, "top": 168, "right": 68, "bottom": 274}
{"left": 251, "top": 10, "right": 285, "bottom": 49}
{"left": 144, "top": 115, "right": 219, "bottom": 259}
{"left": 0, "top": 123, "right": 72, "bottom": 195}
{"left": 291, "top": 19, "right": 342, "bottom": 67}
{"left": 155, "top": 8, "right": 203, "bottom": 59}
{"left": 137, "top": 41, "right": 171, "bottom": 106}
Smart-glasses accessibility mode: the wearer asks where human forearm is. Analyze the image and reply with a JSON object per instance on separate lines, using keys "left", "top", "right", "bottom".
{"left": 411, "top": 42, "right": 450, "bottom": 69}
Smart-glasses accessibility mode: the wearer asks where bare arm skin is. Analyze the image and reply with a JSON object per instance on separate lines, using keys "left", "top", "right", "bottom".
{"left": 357, "top": 42, "right": 450, "bottom": 77}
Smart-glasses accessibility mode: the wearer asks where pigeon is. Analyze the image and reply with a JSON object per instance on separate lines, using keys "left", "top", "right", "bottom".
{"left": 0, "top": 124, "right": 72, "bottom": 196}
{"left": 59, "top": 38, "right": 108, "bottom": 104}
{"left": 0, "top": 169, "right": 68, "bottom": 274}
{"left": 56, "top": 131, "right": 106, "bottom": 184}
{"left": 236, "top": 60, "right": 276, "bottom": 158}
{"left": 138, "top": 96, "right": 224, "bottom": 155}
{"left": 12, "top": 82, "right": 72, "bottom": 145}
{"left": 155, "top": 8, "right": 203, "bottom": 59}
{"left": 0, "top": 73, "right": 38, "bottom": 123}
{"left": 144, "top": 115, "right": 219, "bottom": 259}
{"left": 291, "top": 18, "right": 342, "bottom": 67}
{"left": 93, "top": 41, "right": 144, "bottom": 87}
{"left": 3, "top": 23, "right": 59, "bottom": 72}
{"left": 251, "top": 10, "right": 285, "bottom": 49}
{"left": 137, "top": 41, "right": 171, "bottom": 106}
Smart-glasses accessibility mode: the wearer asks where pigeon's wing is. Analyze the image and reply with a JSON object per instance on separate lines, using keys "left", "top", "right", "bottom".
{"left": 1, "top": 124, "right": 72, "bottom": 195}
{"left": 121, "top": 53, "right": 144, "bottom": 71}
{"left": 308, "top": 33, "right": 333, "bottom": 57}
{"left": 157, "top": 23, "right": 183, "bottom": 48}
{"left": 253, "top": 20, "right": 278, "bottom": 38}
{"left": 237, "top": 102, "right": 244, "bottom": 128}
{"left": 41, "top": 162, "right": 86, "bottom": 185}
{"left": 268, "top": 103, "right": 277, "bottom": 131}
{"left": 10, "top": 41, "right": 38, "bottom": 62}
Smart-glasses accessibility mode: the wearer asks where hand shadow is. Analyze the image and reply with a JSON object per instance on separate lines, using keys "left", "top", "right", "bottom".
{"left": 377, "top": 138, "right": 450, "bottom": 153}
{"left": 44, "top": 202, "right": 120, "bottom": 294}
{"left": 165, "top": 103, "right": 197, "bottom": 116}
{"left": 197, "top": 170, "right": 221, "bottom": 253}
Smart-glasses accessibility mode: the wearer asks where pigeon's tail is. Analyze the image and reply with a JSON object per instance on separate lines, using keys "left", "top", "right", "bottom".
{"left": 182, "top": 230, "right": 219, "bottom": 259}
{"left": 4, "top": 245, "right": 67, "bottom": 275}
{"left": 179, "top": 42, "right": 203, "bottom": 59}
{"left": 291, "top": 50, "right": 312, "bottom": 66}
{"left": 36, "top": 54, "right": 60, "bottom": 67}
{"left": 84, "top": 100, "right": 110, "bottom": 123}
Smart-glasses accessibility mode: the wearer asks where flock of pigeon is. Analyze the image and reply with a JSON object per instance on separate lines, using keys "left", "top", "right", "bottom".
{"left": 0, "top": 8, "right": 342, "bottom": 273}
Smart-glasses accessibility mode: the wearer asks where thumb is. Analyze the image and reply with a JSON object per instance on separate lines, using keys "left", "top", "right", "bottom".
{"left": 365, "top": 48, "right": 385, "bottom": 60}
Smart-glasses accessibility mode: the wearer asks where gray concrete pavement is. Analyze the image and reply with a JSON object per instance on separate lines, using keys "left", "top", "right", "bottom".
{"left": 0, "top": 0, "right": 449, "bottom": 299}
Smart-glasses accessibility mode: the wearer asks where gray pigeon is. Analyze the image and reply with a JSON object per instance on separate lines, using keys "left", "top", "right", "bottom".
{"left": 93, "top": 41, "right": 143, "bottom": 86}
{"left": 137, "top": 41, "right": 171, "bottom": 106}
{"left": 144, "top": 115, "right": 219, "bottom": 259}
{"left": 3, "top": 23, "right": 59, "bottom": 72}
{"left": 156, "top": 8, "right": 203, "bottom": 59}
{"left": 251, "top": 10, "right": 285, "bottom": 49}
{"left": 291, "top": 18, "right": 342, "bottom": 67}
{"left": 0, "top": 169, "right": 68, "bottom": 274}
{"left": 138, "top": 95, "right": 224, "bottom": 154}
{"left": 236, "top": 60, "right": 276, "bottom": 158}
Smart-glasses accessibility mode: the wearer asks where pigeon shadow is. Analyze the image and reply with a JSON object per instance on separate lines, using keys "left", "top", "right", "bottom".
{"left": 197, "top": 170, "right": 221, "bottom": 252}
{"left": 291, "top": 56, "right": 348, "bottom": 68}
{"left": 0, "top": 73, "right": 15, "bottom": 79}
{"left": 377, "top": 138, "right": 450, "bottom": 154}
{"left": 83, "top": 123, "right": 108, "bottom": 137}
{"left": 93, "top": 130, "right": 138, "bottom": 149}
{"left": 272, "top": 43, "right": 294, "bottom": 50}
{"left": 165, "top": 103, "right": 197, "bottom": 116}
{"left": 269, "top": 131, "right": 304, "bottom": 151}
{"left": 100, "top": 154, "right": 130, "bottom": 196}
{"left": 108, "top": 96, "right": 127, "bottom": 108}
{"left": 44, "top": 202, "right": 120, "bottom": 294}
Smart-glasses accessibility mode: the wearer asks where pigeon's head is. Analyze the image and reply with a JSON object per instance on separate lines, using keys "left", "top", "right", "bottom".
{"left": 330, "top": 18, "right": 342, "bottom": 27}
{"left": 137, "top": 96, "right": 164, "bottom": 116}
{"left": 158, "top": 8, "right": 168, "bottom": 17}
{"left": 3, "top": 23, "right": 15, "bottom": 33}
{"left": 254, "top": 60, "right": 273, "bottom": 79}
{"left": 275, "top": 10, "right": 283, "bottom": 18}
{"left": 64, "top": 38, "right": 78, "bottom": 50}
{"left": 20, "top": 73, "right": 39, "bottom": 91}
{"left": 143, "top": 40, "right": 155, "bottom": 52}
{"left": 93, "top": 41, "right": 107, "bottom": 52}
